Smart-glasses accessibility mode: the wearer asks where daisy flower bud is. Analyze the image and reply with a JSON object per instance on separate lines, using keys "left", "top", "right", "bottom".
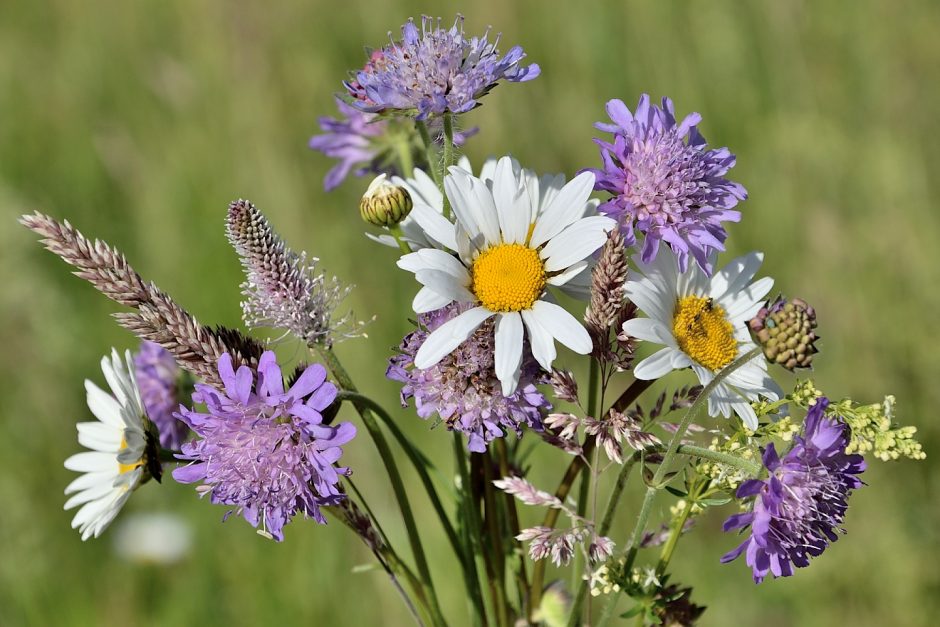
{"left": 360, "top": 174, "right": 413, "bottom": 227}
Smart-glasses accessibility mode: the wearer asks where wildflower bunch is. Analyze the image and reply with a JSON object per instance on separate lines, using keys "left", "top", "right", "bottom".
{"left": 23, "top": 12, "right": 924, "bottom": 627}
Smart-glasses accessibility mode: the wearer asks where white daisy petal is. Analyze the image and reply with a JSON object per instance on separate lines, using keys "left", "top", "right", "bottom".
{"left": 622, "top": 318, "right": 674, "bottom": 345}
{"left": 521, "top": 310, "right": 557, "bottom": 371}
{"left": 444, "top": 170, "right": 480, "bottom": 235}
{"left": 412, "top": 248, "right": 470, "bottom": 280}
{"left": 633, "top": 347, "right": 681, "bottom": 380}
{"left": 546, "top": 260, "right": 589, "bottom": 287}
{"left": 493, "top": 157, "right": 530, "bottom": 244}
{"left": 708, "top": 252, "right": 764, "bottom": 302}
{"left": 494, "top": 313, "right": 524, "bottom": 396}
{"left": 84, "top": 381, "right": 123, "bottom": 427}
{"left": 414, "top": 269, "right": 475, "bottom": 303}
{"left": 409, "top": 203, "right": 458, "bottom": 250}
{"left": 723, "top": 277, "right": 774, "bottom": 321}
{"left": 414, "top": 307, "right": 494, "bottom": 369}
{"left": 463, "top": 173, "right": 502, "bottom": 246}
{"left": 529, "top": 171, "right": 596, "bottom": 248}
{"left": 540, "top": 216, "right": 615, "bottom": 272}
{"left": 529, "top": 300, "right": 592, "bottom": 355}
{"left": 64, "top": 451, "right": 116, "bottom": 473}
{"left": 413, "top": 287, "right": 454, "bottom": 313}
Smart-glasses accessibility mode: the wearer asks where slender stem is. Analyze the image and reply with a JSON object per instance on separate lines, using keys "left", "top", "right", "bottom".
{"left": 394, "top": 133, "right": 415, "bottom": 179}
{"left": 441, "top": 113, "right": 456, "bottom": 218}
{"left": 454, "top": 434, "right": 492, "bottom": 627}
{"left": 327, "top": 498, "right": 427, "bottom": 627}
{"left": 655, "top": 486, "right": 697, "bottom": 577}
{"left": 596, "top": 348, "right": 762, "bottom": 627}
{"left": 529, "top": 376, "right": 653, "bottom": 612}
{"left": 577, "top": 360, "right": 601, "bottom": 517}
{"left": 483, "top": 452, "right": 511, "bottom": 627}
{"left": 675, "top": 444, "right": 762, "bottom": 475}
{"left": 337, "top": 391, "right": 462, "bottom": 556}
{"left": 566, "top": 452, "right": 642, "bottom": 627}
{"left": 495, "top": 439, "right": 530, "bottom": 614}
{"left": 313, "top": 346, "right": 447, "bottom": 627}
{"left": 389, "top": 225, "right": 413, "bottom": 254}
{"left": 528, "top": 439, "right": 594, "bottom": 613}
{"left": 415, "top": 120, "right": 441, "bottom": 190}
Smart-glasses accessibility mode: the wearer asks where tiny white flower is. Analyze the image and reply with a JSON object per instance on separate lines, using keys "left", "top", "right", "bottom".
{"left": 397, "top": 156, "right": 615, "bottom": 395}
{"left": 64, "top": 349, "right": 156, "bottom": 540}
{"left": 622, "top": 249, "right": 781, "bottom": 429}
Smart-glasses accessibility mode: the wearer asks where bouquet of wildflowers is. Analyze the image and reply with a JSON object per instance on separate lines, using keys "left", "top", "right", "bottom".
{"left": 23, "top": 15, "right": 925, "bottom": 626}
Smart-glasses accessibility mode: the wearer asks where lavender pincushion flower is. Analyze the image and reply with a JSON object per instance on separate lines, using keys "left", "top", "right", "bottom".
{"left": 173, "top": 351, "right": 356, "bottom": 541}
{"left": 591, "top": 95, "right": 746, "bottom": 274}
{"left": 721, "top": 397, "right": 866, "bottom": 582}
{"left": 345, "top": 16, "right": 540, "bottom": 120}
{"left": 133, "top": 341, "right": 191, "bottom": 450}
{"left": 388, "top": 303, "right": 550, "bottom": 452}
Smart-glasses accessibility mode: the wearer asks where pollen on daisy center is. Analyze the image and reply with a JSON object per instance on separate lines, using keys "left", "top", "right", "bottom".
{"left": 471, "top": 243, "right": 546, "bottom": 312}
{"left": 672, "top": 295, "right": 738, "bottom": 371}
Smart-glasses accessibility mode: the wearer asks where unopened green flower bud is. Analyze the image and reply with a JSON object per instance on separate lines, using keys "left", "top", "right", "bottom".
{"left": 749, "top": 296, "right": 818, "bottom": 370}
{"left": 359, "top": 174, "right": 412, "bottom": 227}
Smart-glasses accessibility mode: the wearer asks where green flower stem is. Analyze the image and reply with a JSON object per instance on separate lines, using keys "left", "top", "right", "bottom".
{"left": 327, "top": 501, "right": 427, "bottom": 627}
{"left": 313, "top": 346, "right": 447, "bottom": 627}
{"left": 655, "top": 484, "right": 698, "bottom": 578}
{"left": 415, "top": 120, "right": 441, "bottom": 190}
{"left": 388, "top": 225, "right": 413, "bottom": 255}
{"left": 577, "top": 359, "right": 601, "bottom": 518}
{"left": 495, "top": 438, "right": 530, "bottom": 615}
{"left": 529, "top": 377, "right": 652, "bottom": 613}
{"left": 394, "top": 132, "right": 416, "bottom": 178}
{"left": 455, "top": 434, "right": 496, "bottom": 627}
{"left": 441, "top": 113, "right": 456, "bottom": 218}
{"left": 596, "top": 348, "right": 762, "bottom": 627}
{"left": 336, "top": 391, "right": 462, "bottom": 556}
{"left": 483, "top": 451, "right": 511, "bottom": 627}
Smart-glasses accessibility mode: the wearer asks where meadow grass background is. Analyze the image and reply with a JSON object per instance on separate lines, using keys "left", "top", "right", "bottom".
{"left": 2, "top": 1, "right": 939, "bottom": 625}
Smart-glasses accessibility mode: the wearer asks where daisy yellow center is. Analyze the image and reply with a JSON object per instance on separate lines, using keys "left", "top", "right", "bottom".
{"left": 118, "top": 436, "right": 143, "bottom": 475}
{"left": 672, "top": 295, "right": 738, "bottom": 371}
{"left": 471, "top": 243, "right": 546, "bottom": 312}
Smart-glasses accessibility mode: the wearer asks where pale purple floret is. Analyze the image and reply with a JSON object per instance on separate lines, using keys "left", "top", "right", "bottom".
{"left": 345, "top": 16, "right": 540, "bottom": 120}
{"left": 133, "top": 341, "right": 190, "bottom": 450}
{"left": 721, "top": 398, "right": 866, "bottom": 582}
{"left": 309, "top": 97, "right": 390, "bottom": 191}
{"left": 173, "top": 351, "right": 355, "bottom": 541}
{"left": 590, "top": 94, "right": 746, "bottom": 275}
{"left": 387, "top": 303, "right": 550, "bottom": 452}
{"left": 309, "top": 96, "right": 478, "bottom": 191}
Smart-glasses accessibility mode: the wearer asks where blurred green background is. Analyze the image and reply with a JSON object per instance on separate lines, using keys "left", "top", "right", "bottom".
{"left": 2, "top": 0, "right": 938, "bottom": 625}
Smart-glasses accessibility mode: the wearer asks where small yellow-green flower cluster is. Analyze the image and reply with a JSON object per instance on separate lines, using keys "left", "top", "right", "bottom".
{"left": 696, "top": 437, "right": 758, "bottom": 493}
{"left": 789, "top": 380, "right": 925, "bottom": 461}
{"left": 827, "top": 395, "right": 925, "bottom": 461}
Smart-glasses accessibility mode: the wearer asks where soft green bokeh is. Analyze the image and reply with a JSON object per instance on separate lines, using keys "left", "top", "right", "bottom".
{"left": 2, "top": 1, "right": 938, "bottom": 625}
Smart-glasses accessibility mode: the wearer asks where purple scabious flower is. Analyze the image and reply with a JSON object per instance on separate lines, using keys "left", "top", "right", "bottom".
{"left": 721, "top": 397, "right": 866, "bottom": 582}
{"left": 133, "top": 341, "right": 191, "bottom": 450}
{"left": 590, "top": 94, "right": 747, "bottom": 275}
{"left": 345, "top": 16, "right": 540, "bottom": 120}
{"left": 173, "top": 351, "right": 355, "bottom": 541}
{"left": 388, "top": 303, "right": 550, "bottom": 452}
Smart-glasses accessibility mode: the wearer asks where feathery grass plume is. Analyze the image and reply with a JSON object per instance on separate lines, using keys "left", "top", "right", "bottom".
{"left": 585, "top": 229, "right": 637, "bottom": 369}
{"left": 20, "top": 212, "right": 263, "bottom": 388}
{"left": 226, "top": 200, "right": 364, "bottom": 347}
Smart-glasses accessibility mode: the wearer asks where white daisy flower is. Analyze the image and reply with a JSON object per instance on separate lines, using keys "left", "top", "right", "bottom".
{"left": 64, "top": 349, "right": 157, "bottom": 540}
{"left": 622, "top": 249, "right": 780, "bottom": 429}
{"left": 397, "top": 156, "right": 616, "bottom": 395}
